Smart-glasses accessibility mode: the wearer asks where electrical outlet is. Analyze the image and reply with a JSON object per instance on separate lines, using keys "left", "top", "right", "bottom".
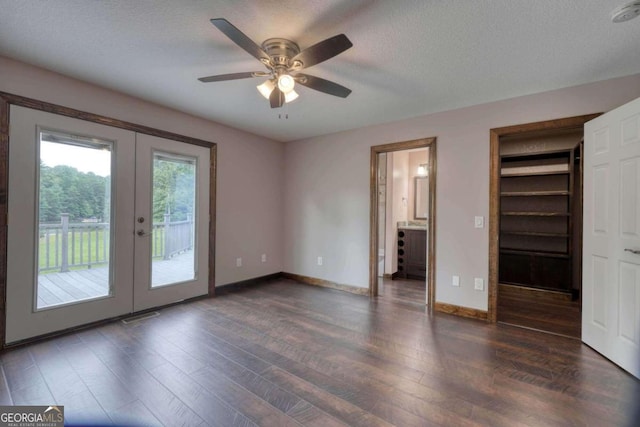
{"left": 452, "top": 275, "right": 460, "bottom": 287}
{"left": 474, "top": 216, "right": 484, "bottom": 228}
{"left": 236, "top": 257, "right": 242, "bottom": 267}
{"left": 261, "top": 254, "right": 267, "bottom": 263}
{"left": 474, "top": 278, "right": 484, "bottom": 291}
{"left": 317, "top": 256, "right": 323, "bottom": 266}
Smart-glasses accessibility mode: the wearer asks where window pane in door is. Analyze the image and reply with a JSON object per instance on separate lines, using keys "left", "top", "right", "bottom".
{"left": 37, "top": 131, "right": 113, "bottom": 309}
{"left": 151, "top": 153, "right": 196, "bottom": 287}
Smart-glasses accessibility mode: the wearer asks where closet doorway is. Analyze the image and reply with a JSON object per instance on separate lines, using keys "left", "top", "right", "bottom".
{"left": 369, "top": 137, "right": 436, "bottom": 306}
{"left": 488, "top": 114, "right": 599, "bottom": 337}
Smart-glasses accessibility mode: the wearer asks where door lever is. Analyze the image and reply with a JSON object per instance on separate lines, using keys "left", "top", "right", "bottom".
{"left": 136, "top": 229, "right": 152, "bottom": 237}
{"left": 624, "top": 248, "right": 640, "bottom": 255}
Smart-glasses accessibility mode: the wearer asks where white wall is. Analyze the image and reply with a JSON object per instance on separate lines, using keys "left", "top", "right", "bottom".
{"left": 283, "top": 73, "right": 640, "bottom": 311}
{"left": 0, "top": 56, "right": 284, "bottom": 287}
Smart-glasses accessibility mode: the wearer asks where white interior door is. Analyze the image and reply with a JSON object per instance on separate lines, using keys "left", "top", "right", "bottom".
{"left": 133, "top": 133, "right": 209, "bottom": 311}
{"left": 583, "top": 96, "right": 640, "bottom": 379}
{"left": 6, "top": 106, "right": 210, "bottom": 343}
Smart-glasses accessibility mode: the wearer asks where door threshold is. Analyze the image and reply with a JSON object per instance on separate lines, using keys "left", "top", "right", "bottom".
{"left": 498, "top": 320, "right": 580, "bottom": 340}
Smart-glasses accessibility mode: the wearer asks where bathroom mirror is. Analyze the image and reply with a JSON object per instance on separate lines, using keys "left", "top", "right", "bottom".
{"left": 415, "top": 176, "right": 428, "bottom": 219}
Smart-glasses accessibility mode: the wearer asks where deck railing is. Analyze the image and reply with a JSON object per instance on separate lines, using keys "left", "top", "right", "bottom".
{"left": 39, "top": 213, "right": 193, "bottom": 272}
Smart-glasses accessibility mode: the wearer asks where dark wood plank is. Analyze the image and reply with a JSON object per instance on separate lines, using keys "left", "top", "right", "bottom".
{"left": 54, "top": 336, "right": 139, "bottom": 411}
{"left": 188, "top": 365, "right": 301, "bottom": 427}
{"left": 285, "top": 400, "right": 348, "bottom": 427}
{"left": 109, "top": 400, "right": 164, "bottom": 427}
{"left": 148, "top": 362, "right": 257, "bottom": 427}
{"left": 498, "top": 283, "right": 581, "bottom": 337}
{"left": 0, "top": 364, "right": 13, "bottom": 405}
{"left": 72, "top": 328, "right": 206, "bottom": 427}
{"left": 379, "top": 277, "right": 426, "bottom": 306}
{"left": 260, "top": 366, "right": 393, "bottom": 427}
{"left": 28, "top": 340, "right": 109, "bottom": 422}
{"left": 0, "top": 347, "right": 53, "bottom": 404}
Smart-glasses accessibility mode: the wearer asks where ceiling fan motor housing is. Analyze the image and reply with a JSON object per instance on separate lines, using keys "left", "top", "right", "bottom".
{"left": 262, "top": 38, "right": 301, "bottom": 69}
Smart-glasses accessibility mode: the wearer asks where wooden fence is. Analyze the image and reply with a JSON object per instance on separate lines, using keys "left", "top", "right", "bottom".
{"left": 39, "top": 213, "right": 193, "bottom": 272}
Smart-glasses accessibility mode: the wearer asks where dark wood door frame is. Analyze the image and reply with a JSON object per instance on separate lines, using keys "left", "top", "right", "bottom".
{"left": 369, "top": 137, "right": 437, "bottom": 307}
{"left": 488, "top": 114, "right": 600, "bottom": 322}
{"left": 0, "top": 91, "right": 217, "bottom": 349}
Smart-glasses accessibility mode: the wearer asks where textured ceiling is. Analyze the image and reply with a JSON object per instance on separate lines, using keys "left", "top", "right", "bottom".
{"left": 1, "top": 1, "right": 639, "bottom": 142}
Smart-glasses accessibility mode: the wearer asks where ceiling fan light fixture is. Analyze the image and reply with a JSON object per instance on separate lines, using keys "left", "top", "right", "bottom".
{"left": 277, "top": 74, "right": 295, "bottom": 94}
{"left": 257, "top": 79, "right": 275, "bottom": 99}
{"left": 284, "top": 90, "right": 299, "bottom": 103}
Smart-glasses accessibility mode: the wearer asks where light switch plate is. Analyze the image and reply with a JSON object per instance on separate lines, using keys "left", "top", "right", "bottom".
{"left": 236, "top": 257, "right": 242, "bottom": 267}
{"left": 474, "top": 278, "right": 484, "bottom": 291}
{"left": 452, "top": 275, "right": 460, "bottom": 287}
{"left": 317, "top": 256, "right": 323, "bottom": 266}
{"left": 474, "top": 216, "right": 484, "bottom": 228}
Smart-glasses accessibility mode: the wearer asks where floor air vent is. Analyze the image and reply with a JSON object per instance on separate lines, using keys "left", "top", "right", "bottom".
{"left": 121, "top": 311, "right": 160, "bottom": 324}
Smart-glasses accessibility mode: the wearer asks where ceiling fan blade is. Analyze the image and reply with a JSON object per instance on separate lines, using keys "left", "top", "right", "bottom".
{"left": 296, "top": 73, "right": 352, "bottom": 98}
{"left": 198, "top": 72, "right": 263, "bottom": 83}
{"left": 291, "top": 34, "right": 352, "bottom": 69}
{"left": 210, "top": 19, "right": 270, "bottom": 63}
{"left": 269, "top": 87, "right": 284, "bottom": 108}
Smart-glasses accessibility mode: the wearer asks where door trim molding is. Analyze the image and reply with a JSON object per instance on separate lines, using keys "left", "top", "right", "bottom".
{"left": 488, "top": 113, "right": 600, "bottom": 323}
{"left": 0, "top": 91, "right": 218, "bottom": 349}
{"left": 369, "top": 137, "right": 437, "bottom": 308}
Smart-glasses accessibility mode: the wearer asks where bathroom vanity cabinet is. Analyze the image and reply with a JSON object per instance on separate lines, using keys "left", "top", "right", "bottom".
{"left": 397, "top": 228, "right": 426, "bottom": 280}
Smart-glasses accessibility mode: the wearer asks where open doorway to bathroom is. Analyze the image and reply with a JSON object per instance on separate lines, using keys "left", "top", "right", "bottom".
{"left": 369, "top": 138, "right": 436, "bottom": 307}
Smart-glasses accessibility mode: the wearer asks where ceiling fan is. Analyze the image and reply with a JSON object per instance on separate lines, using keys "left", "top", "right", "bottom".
{"left": 198, "top": 19, "right": 353, "bottom": 108}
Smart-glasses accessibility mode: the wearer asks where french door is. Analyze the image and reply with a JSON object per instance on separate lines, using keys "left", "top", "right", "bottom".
{"left": 6, "top": 106, "right": 209, "bottom": 343}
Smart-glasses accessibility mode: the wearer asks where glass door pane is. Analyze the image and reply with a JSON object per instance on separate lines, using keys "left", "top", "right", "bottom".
{"left": 37, "top": 131, "right": 113, "bottom": 309}
{"left": 151, "top": 153, "right": 196, "bottom": 287}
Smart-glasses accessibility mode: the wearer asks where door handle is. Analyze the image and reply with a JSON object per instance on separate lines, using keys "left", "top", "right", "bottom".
{"left": 136, "top": 229, "right": 151, "bottom": 237}
{"left": 624, "top": 248, "right": 640, "bottom": 255}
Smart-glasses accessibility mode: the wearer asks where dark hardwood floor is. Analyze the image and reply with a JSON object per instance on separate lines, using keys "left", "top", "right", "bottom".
{"left": 378, "top": 277, "right": 426, "bottom": 306}
{"left": 498, "top": 283, "right": 581, "bottom": 338}
{"left": 1, "top": 278, "right": 638, "bottom": 426}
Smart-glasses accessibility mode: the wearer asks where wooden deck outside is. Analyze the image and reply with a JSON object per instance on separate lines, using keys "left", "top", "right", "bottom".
{"left": 37, "top": 251, "right": 195, "bottom": 308}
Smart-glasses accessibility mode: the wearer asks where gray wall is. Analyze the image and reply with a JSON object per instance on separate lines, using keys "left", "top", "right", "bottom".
{"left": 283, "top": 74, "right": 640, "bottom": 310}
